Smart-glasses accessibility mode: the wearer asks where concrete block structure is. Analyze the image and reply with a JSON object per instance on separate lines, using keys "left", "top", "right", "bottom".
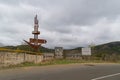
{"left": 55, "top": 47, "right": 63, "bottom": 58}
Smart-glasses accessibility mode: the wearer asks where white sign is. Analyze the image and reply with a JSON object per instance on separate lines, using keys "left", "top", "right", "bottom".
{"left": 82, "top": 48, "right": 91, "bottom": 55}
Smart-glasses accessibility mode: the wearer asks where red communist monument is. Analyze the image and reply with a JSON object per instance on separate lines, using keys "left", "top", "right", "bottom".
{"left": 24, "top": 15, "right": 47, "bottom": 52}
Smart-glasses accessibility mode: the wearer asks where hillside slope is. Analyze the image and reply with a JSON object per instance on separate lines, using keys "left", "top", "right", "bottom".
{"left": 92, "top": 41, "right": 120, "bottom": 56}
{"left": 1, "top": 41, "right": 120, "bottom": 56}
{"left": 2, "top": 45, "right": 54, "bottom": 53}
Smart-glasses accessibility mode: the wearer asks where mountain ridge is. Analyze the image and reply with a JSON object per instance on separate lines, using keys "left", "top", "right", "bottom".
{"left": 1, "top": 41, "right": 120, "bottom": 55}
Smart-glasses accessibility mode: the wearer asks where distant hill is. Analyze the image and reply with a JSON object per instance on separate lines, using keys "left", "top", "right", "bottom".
{"left": 2, "top": 45, "right": 54, "bottom": 53}
{"left": 63, "top": 41, "right": 120, "bottom": 56}
{"left": 92, "top": 41, "right": 120, "bottom": 57}
{"left": 64, "top": 47, "right": 82, "bottom": 54}
{"left": 1, "top": 41, "right": 120, "bottom": 56}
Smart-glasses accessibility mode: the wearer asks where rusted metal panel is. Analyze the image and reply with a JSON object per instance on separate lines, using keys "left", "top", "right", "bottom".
{"left": 30, "top": 38, "right": 47, "bottom": 44}
{"left": 32, "top": 31, "right": 40, "bottom": 34}
{"left": 24, "top": 40, "right": 41, "bottom": 50}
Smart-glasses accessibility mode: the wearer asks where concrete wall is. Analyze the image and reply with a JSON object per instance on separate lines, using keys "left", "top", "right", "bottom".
{"left": 0, "top": 52, "right": 43, "bottom": 66}
{"left": 0, "top": 47, "right": 88, "bottom": 67}
{"left": 43, "top": 53, "right": 54, "bottom": 60}
{"left": 65, "top": 53, "right": 82, "bottom": 59}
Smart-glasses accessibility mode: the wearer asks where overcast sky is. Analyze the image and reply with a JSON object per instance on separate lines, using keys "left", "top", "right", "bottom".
{"left": 0, "top": 0, "right": 120, "bottom": 49}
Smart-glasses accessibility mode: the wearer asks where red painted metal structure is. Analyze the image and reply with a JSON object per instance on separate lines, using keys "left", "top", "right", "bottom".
{"left": 24, "top": 15, "right": 47, "bottom": 51}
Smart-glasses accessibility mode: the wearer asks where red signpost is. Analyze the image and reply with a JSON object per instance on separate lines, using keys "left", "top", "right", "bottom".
{"left": 24, "top": 15, "right": 47, "bottom": 52}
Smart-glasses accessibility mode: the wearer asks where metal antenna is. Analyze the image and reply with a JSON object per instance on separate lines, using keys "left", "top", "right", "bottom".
{"left": 24, "top": 15, "right": 47, "bottom": 52}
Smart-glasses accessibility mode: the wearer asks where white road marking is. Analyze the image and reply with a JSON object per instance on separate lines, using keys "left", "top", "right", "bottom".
{"left": 91, "top": 73, "right": 120, "bottom": 80}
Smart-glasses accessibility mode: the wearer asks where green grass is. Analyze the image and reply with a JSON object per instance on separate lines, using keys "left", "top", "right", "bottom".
{"left": 0, "top": 59, "right": 119, "bottom": 70}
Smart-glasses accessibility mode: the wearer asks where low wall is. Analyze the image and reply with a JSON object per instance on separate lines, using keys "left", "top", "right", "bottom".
{"left": 0, "top": 51, "right": 88, "bottom": 67}
{"left": 65, "top": 53, "right": 82, "bottom": 59}
{"left": 0, "top": 52, "right": 43, "bottom": 66}
{"left": 43, "top": 53, "right": 54, "bottom": 60}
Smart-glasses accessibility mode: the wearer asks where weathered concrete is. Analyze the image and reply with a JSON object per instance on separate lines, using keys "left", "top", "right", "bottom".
{"left": 43, "top": 53, "right": 54, "bottom": 60}
{"left": 65, "top": 53, "right": 82, "bottom": 59}
{"left": 0, "top": 52, "right": 43, "bottom": 66}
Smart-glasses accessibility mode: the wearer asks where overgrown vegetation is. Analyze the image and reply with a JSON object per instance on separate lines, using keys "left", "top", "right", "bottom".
{"left": 0, "top": 47, "right": 40, "bottom": 55}
{"left": 0, "top": 59, "right": 117, "bottom": 70}
{"left": 1, "top": 45, "right": 54, "bottom": 53}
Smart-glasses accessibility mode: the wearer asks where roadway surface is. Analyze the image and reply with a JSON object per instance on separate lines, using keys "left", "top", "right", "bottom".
{"left": 0, "top": 63, "right": 120, "bottom": 80}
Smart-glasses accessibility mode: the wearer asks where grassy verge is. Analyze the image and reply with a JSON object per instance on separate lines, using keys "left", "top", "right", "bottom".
{"left": 0, "top": 59, "right": 118, "bottom": 70}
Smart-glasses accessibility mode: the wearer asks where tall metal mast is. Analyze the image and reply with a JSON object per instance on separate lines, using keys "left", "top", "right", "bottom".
{"left": 24, "top": 15, "right": 47, "bottom": 52}
{"left": 32, "top": 15, "right": 40, "bottom": 45}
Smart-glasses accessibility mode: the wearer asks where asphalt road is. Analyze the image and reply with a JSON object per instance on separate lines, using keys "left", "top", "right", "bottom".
{"left": 0, "top": 63, "right": 120, "bottom": 80}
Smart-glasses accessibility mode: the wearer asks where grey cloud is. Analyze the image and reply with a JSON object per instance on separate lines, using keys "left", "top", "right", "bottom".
{"left": 3, "top": 0, "right": 120, "bottom": 32}
{"left": 40, "top": 0, "right": 120, "bottom": 35}
{"left": 0, "top": 0, "right": 120, "bottom": 48}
